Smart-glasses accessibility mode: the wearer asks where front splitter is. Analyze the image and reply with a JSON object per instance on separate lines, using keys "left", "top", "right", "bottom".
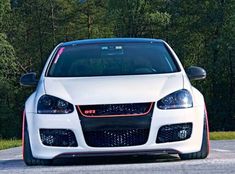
{"left": 53, "top": 149, "right": 179, "bottom": 159}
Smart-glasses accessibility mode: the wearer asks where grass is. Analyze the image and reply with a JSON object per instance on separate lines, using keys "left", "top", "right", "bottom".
{"left": 0, "top": 139, "right": 22, "bottom": 150}
{"left": 0, "top": 132, "right": 234, "bottom": 150}
{"left": 210, "top": 131, "right": 235, "bottom": 140}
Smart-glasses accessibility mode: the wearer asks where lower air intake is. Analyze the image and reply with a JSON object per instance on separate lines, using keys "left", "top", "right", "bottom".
{"left": 40, "top": 129, "right": 78, "bottom": 147}
{"left": 156, "top": 123, "right": 192, "bottom": 143}
{"left": 84, "top": 128, "right": 149, "bottom": 147}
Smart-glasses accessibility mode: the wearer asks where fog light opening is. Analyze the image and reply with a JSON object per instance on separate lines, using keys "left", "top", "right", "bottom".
{"left": 156, "top": 123, "right": 192, "bottom": 143}
{"left": 40, "top": 129, "right": 78, "bottom": 147}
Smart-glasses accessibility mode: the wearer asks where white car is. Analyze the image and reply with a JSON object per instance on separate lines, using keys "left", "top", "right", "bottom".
{"left": 20, "top": 38, "right": 209, "bottom": 165}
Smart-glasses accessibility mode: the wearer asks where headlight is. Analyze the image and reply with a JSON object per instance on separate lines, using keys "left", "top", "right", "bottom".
{"left": 37, "top": 95, "right": 74, "bottom": 114}
{"left": 157, "top": 89, "right": 193, "bottom": 109}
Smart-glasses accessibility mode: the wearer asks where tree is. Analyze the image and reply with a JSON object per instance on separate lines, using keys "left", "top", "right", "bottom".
{"left": 76, "top": 0, "right": 113, "bottom": 38}
{"left": 0, "top": 0, "right": 21, "bottom": 138}
{"left": 108, "top": 0, "right": 170, "bottom": 38}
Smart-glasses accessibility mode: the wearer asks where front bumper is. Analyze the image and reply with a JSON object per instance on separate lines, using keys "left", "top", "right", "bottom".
{"left": 26, "top": 106, "right": 204, "bottom": 159}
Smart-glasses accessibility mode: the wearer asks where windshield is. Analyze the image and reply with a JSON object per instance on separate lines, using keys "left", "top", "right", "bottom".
{"left": 47, "top": 42, "right": 180, "bottom": 77}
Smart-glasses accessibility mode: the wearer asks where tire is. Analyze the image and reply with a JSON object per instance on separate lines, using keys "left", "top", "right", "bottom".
{"left": 23, "top": 118, "right": 52, "bottom": 166}
{"left": 179, "top": 116, "right": 209, "bottom": 160}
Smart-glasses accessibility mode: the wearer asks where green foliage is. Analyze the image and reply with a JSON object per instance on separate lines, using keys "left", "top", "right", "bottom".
{"left": 0, "top": 33, "right": 21, "bottom": 138}
{"left": 0, "top": 139, "right": 21, "bottom": 150}
{"left": 77, "top": 0, "right": 114, "bottom": 38}
{"left": 0, "top": 0, "right": 234, "bottom": 138}
{"left": 0, "top": 33, "right": 18, "bottom": 81}
{"left": 0, "top": 0, "right": 23, "bottom": 138}
{"left": 210, "top": 132, "right": 235, "bottom": 140}
{"left": 108, "top": 0, "right": 170, "bottom": 37}
{"left": 0, "top": 0, "right": 11, "bottom": 28}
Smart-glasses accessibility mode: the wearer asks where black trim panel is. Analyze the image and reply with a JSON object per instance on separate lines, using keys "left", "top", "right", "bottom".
{"left": 77, "top": 106, "right": 153, "bottom": 131}
{"left": 53, "top": 149, "right": 179, "bottom": 158}
{"left": 77, "top": 106, "right": 153, "bottom": 147}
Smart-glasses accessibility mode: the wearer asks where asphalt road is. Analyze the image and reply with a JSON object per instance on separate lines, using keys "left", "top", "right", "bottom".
{"left": 0, "top": 140, "right": 235, "bottom": 174}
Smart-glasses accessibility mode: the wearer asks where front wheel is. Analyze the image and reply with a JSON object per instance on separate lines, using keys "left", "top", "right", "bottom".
{"left": 179, "top": 116, "right": 209, "bottom": 160}
{"left": 23, "top": 118, "right": 52, "bottom": 166}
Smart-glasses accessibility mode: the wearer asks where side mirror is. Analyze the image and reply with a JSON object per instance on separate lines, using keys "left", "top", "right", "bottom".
{"left": 186, "top": 66, "right": 206, "bottom": 80}
{"left": 20, "top": 72, "right": 38, "bottom": 87}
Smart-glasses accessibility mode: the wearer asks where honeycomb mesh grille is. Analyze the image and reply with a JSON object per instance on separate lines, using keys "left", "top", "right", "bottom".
{"left": 78, "top": 103, "right": 152, "bottom": 117}
{"left": 84, "top": 129, "right": 149, "bottom": 147}
{"left": 156, "top": 123, "right": 192, "bottom": 143}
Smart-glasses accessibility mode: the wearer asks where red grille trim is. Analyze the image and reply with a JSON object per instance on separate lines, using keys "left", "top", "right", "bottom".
{"left": 76, "top": 102, "right": 154, "bottom": 118}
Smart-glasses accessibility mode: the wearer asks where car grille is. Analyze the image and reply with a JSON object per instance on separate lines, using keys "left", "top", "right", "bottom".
{"left": 84, "top": 128, "right": 149, "bottom": 147}
{"left": 77, "top": 102, "right": 152, "bottom": 117}
{"left": 40, "top": 129, "right": 78, "bottom": 147}
{"left": 156, "top": 123, "right": 192, "bottom": 143}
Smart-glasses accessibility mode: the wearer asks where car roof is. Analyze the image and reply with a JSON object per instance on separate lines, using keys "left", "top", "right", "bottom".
{"left": 61, "top": 38, "right": 164, "bottom": 47}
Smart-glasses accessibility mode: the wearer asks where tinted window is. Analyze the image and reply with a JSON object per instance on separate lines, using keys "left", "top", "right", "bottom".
{"left": 48, "top": 43, "right": 179, "bottom": 77}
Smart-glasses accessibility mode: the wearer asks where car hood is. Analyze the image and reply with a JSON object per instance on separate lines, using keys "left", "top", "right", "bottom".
{"left": 44, "top": 73, "right": 184, "bottom": 105}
